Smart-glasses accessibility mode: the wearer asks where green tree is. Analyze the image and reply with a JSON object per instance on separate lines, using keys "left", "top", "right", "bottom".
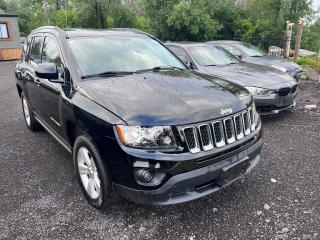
{"left": 73, "top": 0, "right": 117, "bottom": 28}
{"left": 167, "top": 1, "right": 220, "bottom": 41}
{"left": 301, "top": 18, "right": 320, "bottom": 52}
{"left": 54, "top": 9, "right": 75, "bottom": 28}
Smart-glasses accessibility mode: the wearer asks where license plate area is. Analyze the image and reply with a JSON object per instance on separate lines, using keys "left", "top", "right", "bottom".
{"left": 218, "top": 157, "right": 250, "bottom": 186}
{"left": 278, "top": 96, "right": 293, "bottom": 106}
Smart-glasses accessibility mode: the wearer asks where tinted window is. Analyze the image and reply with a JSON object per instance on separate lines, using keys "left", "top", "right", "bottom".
{"left": 29, "top": 36, "right": 42, "bottom": 65}
{"left": 221, "top": 44, "right": 241, "bottom": 56}
{"left": 68, "top": 36, "right": 186, "bottom": 77}
{"left": 188, "top": 45, "right": 239, "bottom": 66}
{"left": 235, "top": 43, "right": 265, "bottom": 57}
{"left": 42, "top": 36, "right": 62, "bottom": 67}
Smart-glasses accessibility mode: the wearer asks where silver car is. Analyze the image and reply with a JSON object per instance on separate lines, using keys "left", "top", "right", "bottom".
{"left": 166, "top": 42, "right": 298, "bottom": 115}
{"left": 208, "top": 40, "right": 303, "bottom": 80}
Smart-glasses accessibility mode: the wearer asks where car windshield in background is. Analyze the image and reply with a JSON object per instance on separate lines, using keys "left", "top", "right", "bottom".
{"left": 68, "top": 36, "right": 186, "bottom": 78}
{"left": 235, "top": 43, "right": 265, "bottom": 57}
{"left": 188, "top": 45, "right": 239, "bottom": 66}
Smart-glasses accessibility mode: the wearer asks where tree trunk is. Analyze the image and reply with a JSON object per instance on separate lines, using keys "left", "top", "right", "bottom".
{"left": 99, "top": 2, "right": 105, "bottom": 28}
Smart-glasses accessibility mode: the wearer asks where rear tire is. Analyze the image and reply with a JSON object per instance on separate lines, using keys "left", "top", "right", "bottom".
{"left": 21, "top": 92, "right": 42, "bottom": 131}
{"left": 73, "top": 135, "right": 113, "bottom": 209}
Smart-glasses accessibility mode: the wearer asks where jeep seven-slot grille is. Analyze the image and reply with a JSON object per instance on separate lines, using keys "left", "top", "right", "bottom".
{"left": 182, "top": 107, "right": 257, "bottom": 153}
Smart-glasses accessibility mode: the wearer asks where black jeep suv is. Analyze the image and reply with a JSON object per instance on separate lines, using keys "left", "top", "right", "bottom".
{"left": 15, "top": 27, "right": 262, "bottom": 208}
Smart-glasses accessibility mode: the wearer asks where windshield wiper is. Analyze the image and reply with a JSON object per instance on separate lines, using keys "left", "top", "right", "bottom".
{"left": 136, "top": 66, "right": 185, "bottom": 73}
{"left": 81, "top": 71, "right": 134, "bottom": 79}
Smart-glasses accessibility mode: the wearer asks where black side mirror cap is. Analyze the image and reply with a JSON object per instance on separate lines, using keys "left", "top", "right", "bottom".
{"left": 35, "top": 63, "right": 62, "bottom": 82}
{"left": 188, "top": 61, "right": 195, "bottom": 69}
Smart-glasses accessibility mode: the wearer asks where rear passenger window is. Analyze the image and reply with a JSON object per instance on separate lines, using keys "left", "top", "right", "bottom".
{"left": 42, "top": 36, "right": 62, "bottom": 67}
{"left": 29, "top": 36, "right": 42, "bottom": 65}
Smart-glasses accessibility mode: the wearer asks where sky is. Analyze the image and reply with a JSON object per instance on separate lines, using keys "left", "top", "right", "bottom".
{"left": 313, "top": 0, "right": 320, "bottom": 11}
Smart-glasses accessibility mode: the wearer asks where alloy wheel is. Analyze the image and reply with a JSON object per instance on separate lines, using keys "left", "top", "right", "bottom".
{"left": 22, "top": 96, "right": 31, "bottom": 127}
{"left": 77, "top": 147, "right": 101, "bottom": 199}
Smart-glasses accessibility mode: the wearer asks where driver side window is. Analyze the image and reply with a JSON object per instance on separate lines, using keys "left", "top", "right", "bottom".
{"left": 42, "top": 36, "right": 62, "bottom": 67}
{"left": 168, "top": 46, "right": 195, "bottom": 69}
{"left": 41, "top": 36, "right": 64, "bottom": 78}
{"left": 29, "top": 36, "right": 42, "bottom": 66}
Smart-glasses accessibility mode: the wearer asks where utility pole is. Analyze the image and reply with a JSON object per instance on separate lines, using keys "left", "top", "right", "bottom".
{"left": 284, "top": 21, "right": 294, "bottom": 58}
{"left": 294, "top": 19, "right": 304, "bottom": 60}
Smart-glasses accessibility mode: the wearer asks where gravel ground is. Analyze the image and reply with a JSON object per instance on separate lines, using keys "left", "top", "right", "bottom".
{"left": 0, "top": 61, "right": 319, "bottom": 240}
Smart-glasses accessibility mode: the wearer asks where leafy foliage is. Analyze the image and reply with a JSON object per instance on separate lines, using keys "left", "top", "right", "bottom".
{"left": 166, "top": 1, "right": 220, "bottom": 41}
{"left": 0, "top": 0, "right": 318, "bottom": 51}
{"left": 297, "top": 56, "right": 320, "bottom": 72}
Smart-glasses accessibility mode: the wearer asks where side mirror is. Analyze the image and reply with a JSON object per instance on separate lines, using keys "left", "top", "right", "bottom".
{"left": 35, "top": 63, "right": 62, "bottom": 83}
{"left": 187, "top": 61, "right": 195, "bottom": 69}
{"left": 178, "top": 55, "right": 194, "bottom": 69}
{"left": 236, "top": 54, "right": 242, "bottom": 60}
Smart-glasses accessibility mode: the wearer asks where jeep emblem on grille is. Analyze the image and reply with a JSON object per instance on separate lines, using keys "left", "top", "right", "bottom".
{"left": 220, "top": 108, "right": 233, "bottom": 115}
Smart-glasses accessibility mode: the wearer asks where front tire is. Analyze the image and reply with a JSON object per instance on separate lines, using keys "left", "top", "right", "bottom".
{"left": 21, "top": 92, "right": 41, "bottom": 131}
{"left": 73, "top": 135, "right": 113, "bottom": 209}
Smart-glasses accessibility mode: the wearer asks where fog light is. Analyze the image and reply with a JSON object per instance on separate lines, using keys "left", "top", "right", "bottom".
{"left": 135, "top": 169, "right": 154, "bottom": 183}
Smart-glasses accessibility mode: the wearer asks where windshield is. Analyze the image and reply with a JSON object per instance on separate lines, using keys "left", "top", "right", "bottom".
{"left": 236, "top": 43, "right": 265, "bottom": 57}
{"left": 68, "top": 36, "right": 186, "bottom": 77}
{"left": 188, "top": 45, "right": 239, "bottom": 66}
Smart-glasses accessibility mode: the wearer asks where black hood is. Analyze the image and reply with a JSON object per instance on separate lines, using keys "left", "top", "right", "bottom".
{"left": 77, "top": 70, "right": 252, "bottom": 126}
{"left": 199, "top": 62, "right": 297, "bottom": 89}
{"left": 243, "top": 56, "right": 301, "bottom": 72}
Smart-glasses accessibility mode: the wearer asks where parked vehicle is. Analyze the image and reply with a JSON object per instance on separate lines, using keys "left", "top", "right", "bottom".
{"left": 166, "top": 42, "right": 298, "bottom": 115}
{"left": 15, "top": 27, "right": 262, "bottom": 208}
{"left": 208, "top": 40, "right": 303, "bottom": 80}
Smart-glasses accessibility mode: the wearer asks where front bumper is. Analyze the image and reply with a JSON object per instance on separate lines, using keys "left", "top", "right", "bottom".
{"left": 254, "top": 90, "right": 298, "bottom": 115}
{"left": 114, "top": 137, "right": 263, "bottom": 206}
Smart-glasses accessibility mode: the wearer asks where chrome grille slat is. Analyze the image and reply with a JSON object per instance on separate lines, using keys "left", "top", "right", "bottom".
{"left": 198, "top": 124, "right": 213, "bottom": 151}
{"left": 223, "top": 118, "right": 236, "bottom": 144}
{"left": 242, "top": 111, "right": 251, "bottom": 136}
{"left": 183, "top": 127, "right": 200, "bottom": 153}
{"left": 180, "top": 106, "right": 258, "bottom": 153}
{"left": 212, "top": 121, "right": 225, "bottom": 148}
{"left": 249, "top": 108, "right": 255, "bottom": 131}
{"left": 234, "top": 114, "right": 244, "bottom": 140}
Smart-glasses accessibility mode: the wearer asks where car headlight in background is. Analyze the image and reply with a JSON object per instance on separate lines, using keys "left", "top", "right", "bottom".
{"left": 246, "top": 87, "right": 273, "bottom": 96}
{"left": 271, "top": 64, "right": 287, "bottom": 73}
{"left": 115, "top": 125, "right": 176, "bottom": 149}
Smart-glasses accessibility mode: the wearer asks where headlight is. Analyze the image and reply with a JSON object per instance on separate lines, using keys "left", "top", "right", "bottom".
{"left": 271, "top": 64, "right": 287, "bottom": 73}
{"left": 246, "top": 87, "right": 273, "bottom": 96}
{"left": 115, "top": 125, "right": 176, "bottom": 149}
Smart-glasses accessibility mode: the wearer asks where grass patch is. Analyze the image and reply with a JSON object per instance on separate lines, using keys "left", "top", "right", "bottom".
{"left": 296, "top": 57, "right": 320, "bottom": 72}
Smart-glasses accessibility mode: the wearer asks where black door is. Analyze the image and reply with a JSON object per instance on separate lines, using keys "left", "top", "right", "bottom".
{"left": 23, "top": 35, "right": 44, "bottom": 116}
{"left": 37, "top": 34, "right": 66, "bottom": 135}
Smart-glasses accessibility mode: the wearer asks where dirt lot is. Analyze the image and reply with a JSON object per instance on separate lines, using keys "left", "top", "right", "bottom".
{"left": 0, "top": 61, "right": 319, "bottom": 240}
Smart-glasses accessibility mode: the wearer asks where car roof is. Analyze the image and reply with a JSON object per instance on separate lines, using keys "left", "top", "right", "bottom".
{"left": 165, "top": 42, "right": 211, "bottom": 48}
{"left": 30, "top": 26, "right": 149, "bottom": 38}
{"left": 208, "top": 40, "right": 246, "bottom": 45}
